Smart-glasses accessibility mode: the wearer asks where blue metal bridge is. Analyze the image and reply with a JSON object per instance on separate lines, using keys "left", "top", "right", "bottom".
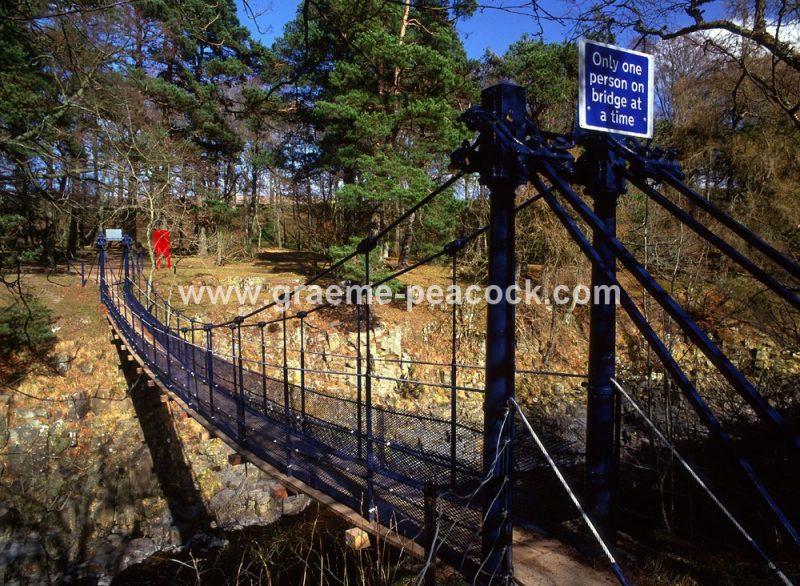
{"left": 98, "top": 83, "right": 799, "bottom": 585}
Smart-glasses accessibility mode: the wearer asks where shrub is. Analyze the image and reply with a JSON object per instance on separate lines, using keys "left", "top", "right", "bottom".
{"left": 0, "top": 297, "right": 54, "bottom": 358}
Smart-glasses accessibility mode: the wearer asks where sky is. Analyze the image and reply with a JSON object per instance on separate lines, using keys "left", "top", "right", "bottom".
{"left": 235, "top": 0, "right": 570, "bottom": 60}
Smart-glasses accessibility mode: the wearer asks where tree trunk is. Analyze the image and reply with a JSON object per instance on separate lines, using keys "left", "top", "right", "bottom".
{"left": 397, "top": 212, "right": 415, "bottom": 268}
{"left": 393, "top": 0, "right": 411, "bottom": 91}
{"left": 216, "top": 230, "right": 225, "bottom": 266}
{"left": 393, "top": 199, "right": 401, "bottom": 257}
{"left": 369, "top": 206, "right": 381, "bottom": 239}
{"left": 66, "top": 209, "right": 79, "bottom": 258}
{"left": 273, "top": 173, "right": 283, "bottom": 248}
{"left": 198, "top": 226, "right": 208, "bottom": 256}
{"left": 128, "top": 163, "right": 139, "bottom": 241}
{"left": 247, "top": 163, "right": 259, "bottom": 251}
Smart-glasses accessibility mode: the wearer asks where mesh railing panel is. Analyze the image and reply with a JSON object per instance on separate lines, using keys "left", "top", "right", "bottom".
{"left": 104, "top": 279, "right": 492, "bottom": 576}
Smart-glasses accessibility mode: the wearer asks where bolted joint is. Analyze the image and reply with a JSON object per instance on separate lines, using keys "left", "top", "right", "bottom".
{"left": 203, "top": 323, "right": 213, "bottom": 332}
{"left": 476, "top": 82, "right": 530, "bottom": 187}
{"left": 575, "top": 144, "right": 627, "bottom": 198}
{"left": 443, "top": 238, "right": 466, "bottom": 255}
{"left": 181, "top": 327, "right": 188, "bottom": 334}
{"left": 257, "top": 321, "right": 267, "bottom": 328}
{"left": 449, "top": 139, "right": 481, "bottom": 174}
{"left": 356, "top": 236, "right": 378, "bottom": 254}
{"left": 233, "top": 315, "right": 244, "bottom": 325}
{"left": 296, "top": 310, "right": 308, "bottom": 319}
{"left": 460, "top": 104, "right": 494, "bottom": 133}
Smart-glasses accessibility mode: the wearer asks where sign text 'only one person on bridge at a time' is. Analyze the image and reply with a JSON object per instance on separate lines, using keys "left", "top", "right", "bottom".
{"left": 579, "top": 39, "right": 655, "bottom": 138}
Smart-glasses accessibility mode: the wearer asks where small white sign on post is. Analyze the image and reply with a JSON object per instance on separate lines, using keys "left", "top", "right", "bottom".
{"left": 579, "top": 39, "right": 655, "bottom": 138}
{"left": 105, "top": 228, "right": 123, "bottom": 241}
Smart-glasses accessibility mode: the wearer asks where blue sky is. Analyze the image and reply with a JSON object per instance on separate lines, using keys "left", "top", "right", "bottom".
{"left": 235, "top": 0, "right": 569, "bottom": 60}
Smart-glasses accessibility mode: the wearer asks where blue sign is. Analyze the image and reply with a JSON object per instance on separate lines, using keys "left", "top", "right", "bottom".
{"left": 579, "top": 40, "right": 654, "bottom": 138}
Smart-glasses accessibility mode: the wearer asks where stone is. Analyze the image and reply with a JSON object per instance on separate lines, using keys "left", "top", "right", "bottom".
{"left": 209, "top": 488, "right": 236, "bottom": 510}
{"left": 14, "top": 408, "right": 49, "bottom": 420}
{"left": 128, "top": 446, "right": 155, "bottom": 499}
{"left": 69, "top": 391, "right": 91, "bottom": 420}
{"left": 282, "top": 494, "right": 310, "bottom": 516}
{"left": 0, "top": 535, "right": 47, "bottom": 584}
{"left": 207, "top": 476, "right": 281, "bottom": 531}
{"left": 120, "top": 537, "right": 157, "bottom": 571}
{"left": 88, "top": 536, "right": 122, "bottom": 576}
{"left": 6, "top": 423, "right": 46, "bottom": 475}
{"left": 77, "top": 361, "right": 95, "bottom": 375}
{"left": 90, "top": 502, "right": 116, "bottom": 530}
{"left": 269, "top": 484, "right": 288, "bottom": 499}
{"left": 48, "top": 420, "right": 74, "bottom": 455}
{"left": 381, "top": 329, "right": 402, "bottom": 356}
{"left": 89, "top": 395, "right": 124, "bottom": 415}
{"left": 52, "top": 353, "right": 72, "bottom": 375}
{"left": 345, "top": 527, "right": 370, "bottom": 550}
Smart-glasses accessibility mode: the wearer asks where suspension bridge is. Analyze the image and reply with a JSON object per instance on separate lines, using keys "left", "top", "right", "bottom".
{"left": 96, "top": 83, "right": 799, "bottom": 585}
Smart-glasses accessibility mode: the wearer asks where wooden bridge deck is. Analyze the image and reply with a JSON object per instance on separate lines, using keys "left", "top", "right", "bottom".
{"left": 105, "top": 303, "right": 615, "bottom": 585}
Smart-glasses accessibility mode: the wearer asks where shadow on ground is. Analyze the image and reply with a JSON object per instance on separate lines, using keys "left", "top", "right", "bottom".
{"left": 113, "top": 340, "right": 215, "bottom": 543}
{"left": 252, "top": 250, "right": 326, "bottom": 277}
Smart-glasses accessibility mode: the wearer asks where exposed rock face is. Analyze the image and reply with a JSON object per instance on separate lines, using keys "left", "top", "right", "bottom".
{"left": 0, "top": 328, "right": 308, "bottom": 585}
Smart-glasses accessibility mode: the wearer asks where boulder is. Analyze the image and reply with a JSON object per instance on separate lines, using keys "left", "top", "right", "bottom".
{"left": 77, "top": 361, "right": 95, "bottom": 375}
{"left": 52, "top": 353, "right": 72, "bottom": 375}
{"left": 68, "top": 391, "right": 91, "bottom": 420}
{"left": 119, "top": 538, "right": 157, "bottom": 571}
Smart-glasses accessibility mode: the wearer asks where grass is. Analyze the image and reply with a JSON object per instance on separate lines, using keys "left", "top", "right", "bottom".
{"left": 111, "top": 503, "right": 441, "bottom": 586}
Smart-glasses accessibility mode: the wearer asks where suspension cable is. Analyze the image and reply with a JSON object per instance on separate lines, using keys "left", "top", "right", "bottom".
{"left": 510, "top": 398, "right": 630, "bottom": 586}
{"left": 207, "top": 172, "right": 464, "bottom": 330}
{"left": 534, "top": 172, "right": 800, "bottom": 548}
{"left": 538, "top": 162, "right": 800, "bottom": 454}
{"left": 621, "top": 169, "right": 800, "bottom": 311}
{"left": 610, "top": 378, "right": 794, "bottom": 586}
{"left": 610, "top": 137, "right": 800, "bottom": 282}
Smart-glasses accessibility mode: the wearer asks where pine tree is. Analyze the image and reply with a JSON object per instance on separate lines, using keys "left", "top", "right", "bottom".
{"left": 274, "top": 0, "right": 477, "bottom": 265}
